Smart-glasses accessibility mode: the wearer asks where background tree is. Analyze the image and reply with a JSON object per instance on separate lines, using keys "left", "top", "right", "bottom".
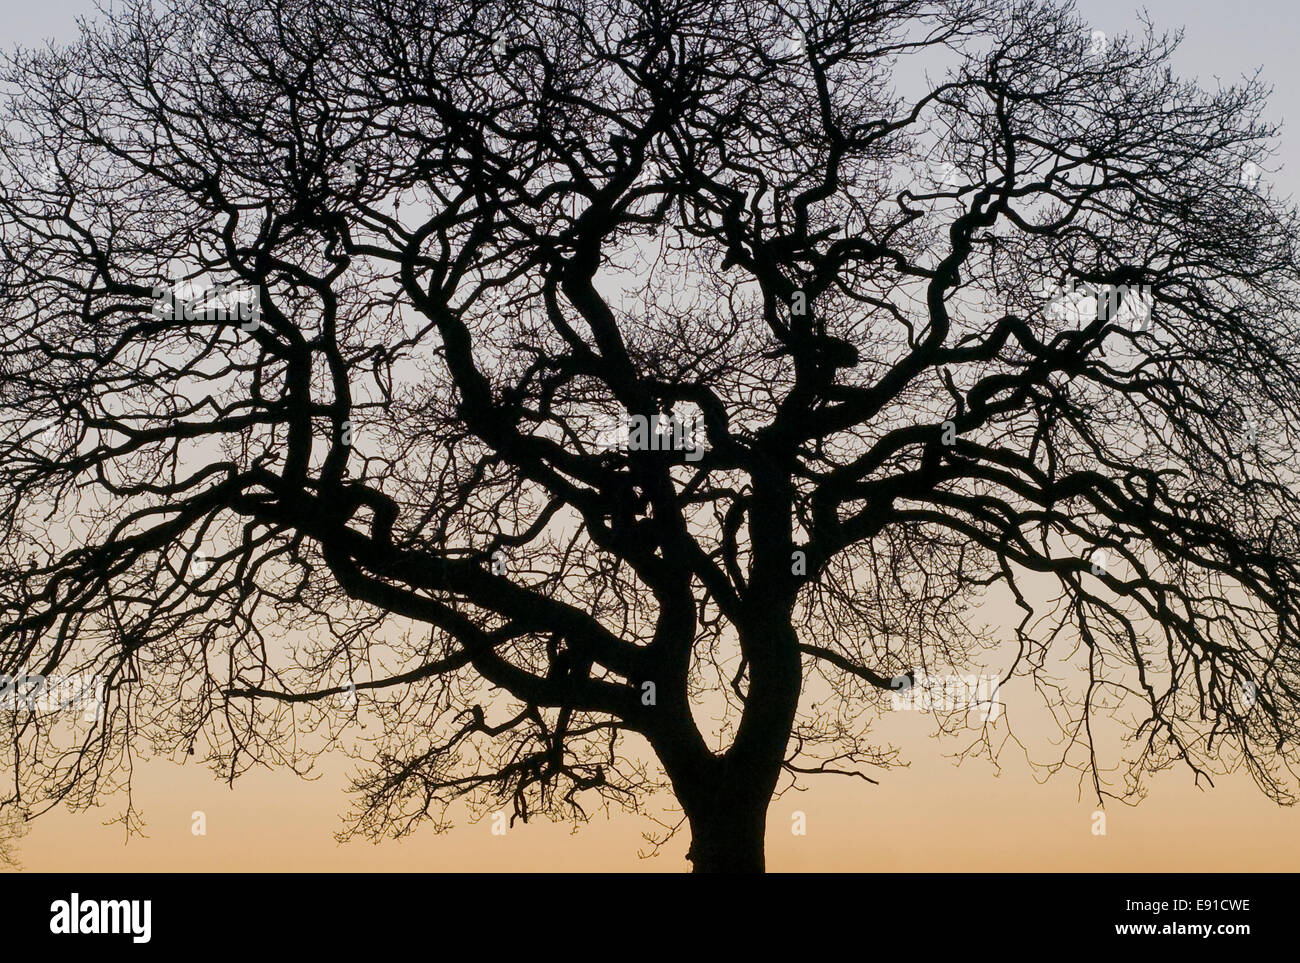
{"left": 2, "top": 0, "right": 1300, "bottom": 872}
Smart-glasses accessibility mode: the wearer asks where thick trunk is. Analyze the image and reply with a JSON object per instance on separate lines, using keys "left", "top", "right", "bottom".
{"left": 676, "top": 623, "right": 802, "bottom": 873}
{"left": 650, "top": 536, "right": 803, "bottom": 873}
{"left": 684, "top": 789, "right": 769, "bottom": 873}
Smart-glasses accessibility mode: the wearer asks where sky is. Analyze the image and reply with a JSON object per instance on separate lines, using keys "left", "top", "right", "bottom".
{"left": 3, "top": 0, "right": 1299, "bottom": 872}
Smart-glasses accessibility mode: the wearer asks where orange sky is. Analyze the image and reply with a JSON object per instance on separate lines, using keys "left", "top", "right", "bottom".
{"left": 12, "top": 705, "right": 1297, "bottom": 872}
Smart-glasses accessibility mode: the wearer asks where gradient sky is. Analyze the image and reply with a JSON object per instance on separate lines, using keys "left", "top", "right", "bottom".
{"left": 4, "top": 0, "right": 1300, "bottom": 872}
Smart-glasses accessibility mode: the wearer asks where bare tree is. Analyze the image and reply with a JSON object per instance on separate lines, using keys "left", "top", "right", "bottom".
{"left": 2, "top": 0, "right": 1299, "bottom": 872}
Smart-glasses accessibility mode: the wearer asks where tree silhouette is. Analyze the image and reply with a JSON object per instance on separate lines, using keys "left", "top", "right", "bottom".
{"left": 2, "top": 0, "right": 1300, "bottom": 872}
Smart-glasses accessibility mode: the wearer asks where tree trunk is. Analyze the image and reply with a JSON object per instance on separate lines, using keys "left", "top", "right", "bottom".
{"left": 684, "top": 789, "right": 770, "bottom": 873}
{"left": 651, "top": 588, "right": 803, "bottom": 873}
{"left": 677, "top": 622, "right": 801, "bottom": 873}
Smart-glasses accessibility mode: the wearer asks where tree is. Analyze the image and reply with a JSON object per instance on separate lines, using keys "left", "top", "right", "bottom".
{"left": 2, "top": 0, "right": 1299, "bottom": 873}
